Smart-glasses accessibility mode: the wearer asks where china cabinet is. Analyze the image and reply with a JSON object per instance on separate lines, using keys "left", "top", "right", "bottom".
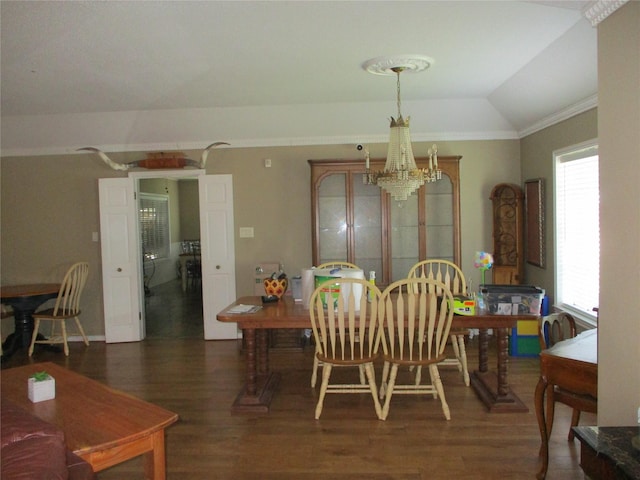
{"left": 309, "top": 157, "right": 461, "bottom": 287}
{"left": 490, "top": 183, "right": 524, "bottom": 284}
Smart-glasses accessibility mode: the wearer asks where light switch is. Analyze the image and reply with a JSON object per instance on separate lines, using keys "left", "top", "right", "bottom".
{"left": 92, "top": 232, "right": 99, "bottom": 242}
{"left": 264, "top": 158, "right": 272, "bottom": 168}
{"left": 239, "top": 227, "right": 254, "bottom": 238}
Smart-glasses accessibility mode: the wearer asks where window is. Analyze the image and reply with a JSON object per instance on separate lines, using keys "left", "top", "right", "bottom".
{"left": 554, "top": 140, "right": 599, "bottom": 324}
{"left": 139, "top": 194, "right": 170, "bottom": 260}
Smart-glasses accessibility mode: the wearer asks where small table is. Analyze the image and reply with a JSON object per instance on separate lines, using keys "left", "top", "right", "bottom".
{"left": 1, "top": 283, "right": 60, "bottom": 360}
{"left": 535, "top": 329, "right": 598, "bottom": 479}
{"left": 573, "top": 426, "right": 640, "bottom": 480}
{"left": 1, "top": 362, "right": 178, "bottom": 479}
{"left": 217, "top": 296, "right": 532, "bottom": 414}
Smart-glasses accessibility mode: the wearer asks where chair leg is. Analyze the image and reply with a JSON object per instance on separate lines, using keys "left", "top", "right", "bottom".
{"left": 364, "top": 363, "right": 383, "bottom": 420}
{"left": 451, "top": 334, "right": 462, "bottom": 372}
{"left": 28, "top": 319, "right": 40, "bottom": 356}
{"left": 315, "top": 364, "right": 332, "bottom": 419}
{"left": 311, "top": 355, "right": 320, "bottom": 388}
{"left": 358, "top": 365, "right": 366, "bottom": 385}
{"left": 568, "top": 408, "right": 581, "bottom": 441}
{"left": 379, "top": 361, "right": 390, "bottom": 400}
{"left": 61, "top": 320, "right": 69, "bottom": 356}
{"left": 430, "top": 364, "right": 451, "bottom": 420}
{"left": 380, "top": 364, "right": 399, "bottom": 421}
{"left": 74, "top": 316, "right": 90, "bottom": 346}
{"left": 455, "top": 334, "right": 470, "bottom": 386}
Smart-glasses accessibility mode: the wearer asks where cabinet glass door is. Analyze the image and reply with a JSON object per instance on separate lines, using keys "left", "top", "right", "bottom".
{"left": 390, "top": 195, "right": 419, "bottom": 281}
{"left": 424, "top": 176, "right": 454, "bottom": 262}
{"left": 317, "top": 173, "right": 347, "bottom": 265}
{"left": 352, "top": 176, "right": 382, "bottom": 278}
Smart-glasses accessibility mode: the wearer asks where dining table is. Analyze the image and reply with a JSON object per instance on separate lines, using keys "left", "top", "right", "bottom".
{"left": 1, "top": 283, "right": 61, "bottom": 360}
{"left": 535, "top": 328, "right": 598, "bottom": 479}
{"left": 217, "top": 295, "right": 536, "bottom": 414}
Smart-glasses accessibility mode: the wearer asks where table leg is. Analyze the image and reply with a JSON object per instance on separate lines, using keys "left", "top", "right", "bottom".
{"left": 230, "top": 327, "right": 280, "bottom": 414}
{"left": 143, "top": 430, "right": 167, "bottom": 480}
{"left": 257, "top": 329, "right": 268, "bottom": 375}
{"left": 245, "top": 328, "right": 257, "bottom": 396}
{"left": 469, "top": 327, "right": 528, "bottom": 413}
{"left": 478, "top": 328, "right": 489, "bottom": 373}
{"left": 496, "top": 327, "right": 510, "bottom": 397}
{"left": 535, "top": 374, "right": 550, "bottom": 479}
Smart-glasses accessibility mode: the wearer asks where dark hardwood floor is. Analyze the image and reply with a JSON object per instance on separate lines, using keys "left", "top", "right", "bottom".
{"left": 2, "top": 280, "right": 592, "bottom": 479}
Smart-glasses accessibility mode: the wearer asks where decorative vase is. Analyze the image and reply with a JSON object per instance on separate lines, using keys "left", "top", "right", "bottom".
{"left": 263, "top": 278, "right": 288, "bottom": 299}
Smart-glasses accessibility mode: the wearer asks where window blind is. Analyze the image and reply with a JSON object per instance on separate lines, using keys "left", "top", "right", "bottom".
{"left": 139, "top": 194, "right": 170, "bottom": 260}
{"left": 554, "top": 141, "right": 599, "bottom": 322}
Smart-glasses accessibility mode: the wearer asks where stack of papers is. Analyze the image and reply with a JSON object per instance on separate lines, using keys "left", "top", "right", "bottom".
{"left": 226, "top": 304, "right": 262, "bottom": 314}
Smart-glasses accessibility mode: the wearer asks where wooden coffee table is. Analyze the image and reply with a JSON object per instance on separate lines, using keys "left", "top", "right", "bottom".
{"left": 1, "top": 362, "right": 178, "bottom": 479}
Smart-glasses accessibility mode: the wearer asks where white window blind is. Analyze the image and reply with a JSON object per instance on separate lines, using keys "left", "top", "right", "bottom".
{"left": 139, "top": 193, "right": 170, "bottom": 260}
{"left": 554, "top": 140, "right": 599, "bottom": 323}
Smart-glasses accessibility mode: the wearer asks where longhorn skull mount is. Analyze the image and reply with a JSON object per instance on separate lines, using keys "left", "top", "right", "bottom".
{"left": 78, "top": 142, "right": 229, "bottom": 171}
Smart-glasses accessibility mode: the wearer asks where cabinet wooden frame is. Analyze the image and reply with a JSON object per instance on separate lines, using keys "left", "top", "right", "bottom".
{"left": 309, "top": 156, "right": 461, "bottom": 287}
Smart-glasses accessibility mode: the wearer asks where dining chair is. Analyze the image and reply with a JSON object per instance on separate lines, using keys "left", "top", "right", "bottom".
{"left": 538, "top": 312, "right": 597, "bottom": 441}
{"left": 311, "top": 261, "right": 364, "bottom": 388}
{"left": 378, "top": 277, "right": 455, "bottom": 420}
{"left": 185, "top": 241, "right": 202, "bottom": 290}
{"left": 28, "top": 262, "right": 90, "bottom": 356}
{"left": 309, "top": 277, "right": 383, "bottom": 419}
{"left": 407, "top": 259, "right": 470, "bottom": 386}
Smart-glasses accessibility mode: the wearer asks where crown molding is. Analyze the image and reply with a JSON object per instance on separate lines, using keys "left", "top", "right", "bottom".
{"left": 583, "top": 0, "right": 629, "bottom": 26}
{"left": 518, "top": 94, "right": 598, "bottom": 138}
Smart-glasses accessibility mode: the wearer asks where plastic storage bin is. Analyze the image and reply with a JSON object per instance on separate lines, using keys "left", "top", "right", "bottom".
{"left": 479, "top": 285, "right": 545, "bottom": 315}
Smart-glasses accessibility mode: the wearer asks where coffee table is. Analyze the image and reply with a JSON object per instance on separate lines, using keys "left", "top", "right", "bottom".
{"left": 1, "top": 362, "right": 178, "bottom": 479}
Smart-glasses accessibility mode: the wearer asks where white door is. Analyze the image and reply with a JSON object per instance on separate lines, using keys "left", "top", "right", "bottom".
{"left": 98, "top": 178, "right": 144, "bottom": 343}
{"left": 199, "top": 174, "right": 238, "bottom": 339}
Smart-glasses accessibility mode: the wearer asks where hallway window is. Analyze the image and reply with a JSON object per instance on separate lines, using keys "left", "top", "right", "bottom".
{"left": 554, "top": 140, "right": 599, "bottom": 324}
{"left": 139, "top": 194, "right": 170, "bottom": 260}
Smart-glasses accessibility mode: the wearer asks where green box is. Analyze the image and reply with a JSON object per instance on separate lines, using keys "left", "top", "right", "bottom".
{"left": 509, "top": 332, "right": 541, "bottom": 357}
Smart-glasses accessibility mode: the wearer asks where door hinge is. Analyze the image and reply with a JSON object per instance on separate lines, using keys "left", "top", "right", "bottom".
{"left": 134, "top": 191, "right": 137, "bottom": 200}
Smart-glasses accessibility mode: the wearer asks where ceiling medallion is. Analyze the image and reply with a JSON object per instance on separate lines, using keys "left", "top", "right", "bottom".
{"left": 362, "top": 54, "right": 434, "bottom": 76}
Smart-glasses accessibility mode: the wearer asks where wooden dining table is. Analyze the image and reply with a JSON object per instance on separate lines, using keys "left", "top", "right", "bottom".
{"left": 1, "top": 283, "right": 61, "bottom": 360}
{"left": 535, "top": 328, "right": 597, "bottom": 479}
{"left": 217, "top": 295, "right": 536, "bottom": 414}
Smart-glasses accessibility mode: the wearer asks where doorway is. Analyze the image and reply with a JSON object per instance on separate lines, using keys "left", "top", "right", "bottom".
{"left": 138, "top": 177, "right": 203, "bottom": 338}
{"left": 99, "top": 172, "right": 237, "bottom": 342}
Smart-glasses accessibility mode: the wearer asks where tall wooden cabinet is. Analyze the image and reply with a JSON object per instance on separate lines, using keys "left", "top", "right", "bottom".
{"left": 490, "top": 183, "right": 524, "bottom": 285}
{"left": 309, "top": 156, "right": 461, "bottom": 287}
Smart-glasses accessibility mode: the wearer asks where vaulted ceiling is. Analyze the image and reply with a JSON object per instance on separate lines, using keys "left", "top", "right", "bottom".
{"left": 0, "top": 1, "right": 602, "bottom": 155}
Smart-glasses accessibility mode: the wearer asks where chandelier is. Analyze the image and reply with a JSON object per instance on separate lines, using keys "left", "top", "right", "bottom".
{"left": 362, "top": 55, "right": 441, "bottom": 201}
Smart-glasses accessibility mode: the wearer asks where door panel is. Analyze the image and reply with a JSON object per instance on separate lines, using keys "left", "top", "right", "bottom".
{"left": 199, "top": 174, "right": 238, "bottom": 339}
{"left": 99, "top": 178, "right": 143, "bottom": 343}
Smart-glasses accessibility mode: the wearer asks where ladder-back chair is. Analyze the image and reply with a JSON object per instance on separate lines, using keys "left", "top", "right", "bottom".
{"left": 407, "top": 259, "right": 470, "bottom": 386}
{"left": 378, "top": 277, "right": 455, "bottom": 420}
{"left": 309, "top": 277, "right": 383, "bottom": 419}
{"left": 29, "top": 262, "right": 90, "bottom": 356}
{"left": 311, "top": 261, "right": 364, "bottom": 388}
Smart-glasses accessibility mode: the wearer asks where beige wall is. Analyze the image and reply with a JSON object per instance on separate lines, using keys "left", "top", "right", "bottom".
{"left": 178, "top": 180, "right": 200, "bottom": 241}
{"left": 597, "top": 1, "right": 640, "bottom": 426}
{"left": 1, "top": 139, "right": 520, "bottom": 338}
{"left": 520, "top": 108, "right": 598, "bottom": 302}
